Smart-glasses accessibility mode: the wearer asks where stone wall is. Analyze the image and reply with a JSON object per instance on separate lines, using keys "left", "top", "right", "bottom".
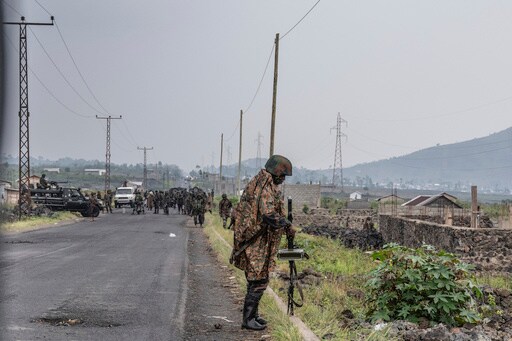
{"left": 379, "top": 214, "right": 512, "bottom": 272}
{"left": 293, "top": 208, "right": 376, "bottom": 230}
{"left": 282, "top": 184, "right": 321, "bottom": 210}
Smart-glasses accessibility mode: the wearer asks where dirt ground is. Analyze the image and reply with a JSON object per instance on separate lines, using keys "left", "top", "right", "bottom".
{"left": 183, "top": 225, "right": 271, "bottom": 341}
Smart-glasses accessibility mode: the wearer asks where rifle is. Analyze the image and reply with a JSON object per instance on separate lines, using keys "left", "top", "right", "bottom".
{"left": 277, "top": 197, "right": 309, "bottom": 315}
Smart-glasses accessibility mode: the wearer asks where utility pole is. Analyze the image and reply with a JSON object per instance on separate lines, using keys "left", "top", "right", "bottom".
{"left": 219, "top": 133, "right": 224, "bottom": 181}
{"left": 471, "top": 186, "right": 478, "bottom": 228}
{"left": 96, "top": 115, "right": 122, "bottom": 193}
{"left": 269, "top": 33, "right": 279, "bottom": 157}
{"left": 137, "top": 147, "right": 153, "bottom": 190}
{"left": 331, "top": 113, "right": 348, "bottom": 193}
{"left": 4, "top": 16, "right": 54, "bottom": 217}
{"left": 256, "top": 132, "right": 263, "bottom": 169}
{"left": 237, "top": 110, "right": 243, "bottom": 196}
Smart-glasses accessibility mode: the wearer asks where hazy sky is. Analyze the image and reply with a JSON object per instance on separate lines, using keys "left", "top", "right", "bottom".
{"left": 2, "top": 1, "right": 512, "bottom": 173}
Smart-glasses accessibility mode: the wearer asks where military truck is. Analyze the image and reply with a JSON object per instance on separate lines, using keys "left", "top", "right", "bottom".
{"left": 31, "top": 187, "right": 102, "bottom": 217}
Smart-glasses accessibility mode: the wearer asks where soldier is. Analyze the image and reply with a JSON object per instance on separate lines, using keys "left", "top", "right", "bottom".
{"left": 104, "top": 189, "right": 113, "bottom": 213}
{"left": 147, "top": 191, "right": 154, "bottom": 211}
{"left": 88, "top": 193, "right": 98, "bottom": 222}
{"left": 132, "top": 190, "right": 144, "bottom": 214}
{"left": 96, "top": 191, "right": 104, "bottom": 213}
{"left": 154, "top": 190, "right": 160, "bottom": 214}
{"left": 39, "top": 174, "right": 49, "bottom": 189}
{"left": 219, "top": 193, "right": 232, "bottom": 228}
{"left": 191, "top": 187, "right": 207, "bottom": 226}
{"left": 227, "top": 206, "right": 237, "bottom": 229}
{"left": 230, "top": 155, "right": 295, "bottom": 331}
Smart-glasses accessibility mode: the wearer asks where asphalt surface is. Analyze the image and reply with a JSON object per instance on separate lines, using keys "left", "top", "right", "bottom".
{"left": 0, "top": 208, "right": 269, "bottom": 341}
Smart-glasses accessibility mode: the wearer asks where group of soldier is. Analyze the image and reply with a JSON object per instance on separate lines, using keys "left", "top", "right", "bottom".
{"left": 122, "top": 187, "right": 212, "bottom": 227}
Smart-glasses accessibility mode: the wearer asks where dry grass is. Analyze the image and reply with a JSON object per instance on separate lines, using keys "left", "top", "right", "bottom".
{"left": 0, "top": 211, "right": 80, "bottom": 234}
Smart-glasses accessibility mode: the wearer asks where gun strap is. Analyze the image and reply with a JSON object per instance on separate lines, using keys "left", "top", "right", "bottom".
{"left": 230, "top": 227, "right": 266, "bottom": 261}
{"left": 289, "top": 261, "right": 304, "bottom": 308}
{"left": 230, "top": 174, "right": 271, "bottom": 264}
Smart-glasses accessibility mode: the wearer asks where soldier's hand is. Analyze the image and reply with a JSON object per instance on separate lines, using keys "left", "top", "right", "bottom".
{"left": 278, "top": 217, "right": 292, "bottom": 229}
{"left": 286, "top": 226, "right": 297, "bottom": 238}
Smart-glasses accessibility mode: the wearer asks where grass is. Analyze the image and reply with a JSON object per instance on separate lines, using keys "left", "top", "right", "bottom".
{"left": 203, "top": 214, "right": 302, "bottom": 340}
{"left": 0, "top": 211, "right": 79, "bottom": 234}
{"left": 476, "top": 273, "right": 512, "bottom": 291}
{"left": 203, "top": 212, "right": 397, "bottom": 340}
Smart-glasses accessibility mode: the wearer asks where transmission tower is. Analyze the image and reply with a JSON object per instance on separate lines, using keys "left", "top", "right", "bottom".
{"left": 137, "top": 147, "right": 153, "bottom": 190}
{"left": 96, "top": 115, "right": 122, "bottom": 192}
{"left": 256, "top": 132, "right": 263, "bottom": 169}
{"left": 4, "top": 16, "right": 54, "bottom": 217}
{"left": 331, "top": 113, "right": 348, "bottom": 192}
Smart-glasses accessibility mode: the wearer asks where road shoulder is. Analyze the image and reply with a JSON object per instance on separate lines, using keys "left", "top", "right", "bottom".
{"left": 184, "top": 224, "right": 270, "bottom": 341}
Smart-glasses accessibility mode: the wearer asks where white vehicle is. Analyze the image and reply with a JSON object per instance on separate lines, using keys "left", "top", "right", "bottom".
{"left": 114, "top": 187, "right": 136, "bottom": 208}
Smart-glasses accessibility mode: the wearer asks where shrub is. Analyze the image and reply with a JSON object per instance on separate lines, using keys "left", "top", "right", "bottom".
{"left": 365, "top": 243, "right": 482, "bottom": 326}
{"left": 302, "top": 204, "right": 309, "bottom": 214}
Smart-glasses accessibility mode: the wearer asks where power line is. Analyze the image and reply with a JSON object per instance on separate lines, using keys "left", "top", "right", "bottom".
{"left": 1, "top": 0, "right": 22, "bottom": 16}
{"left": 34, "top": 0, "right": 52, "bottom": 16}
{"left": 112, "top": 121, "right": 138, "bottom": 149}
{"left": 54, "top": 19, "right": 112, "bottom": 114}
{"left": 121, "top": 119, "right": 141, "bottom": 147}
{"left": 243, "top": 43, "right": 275, "bottom": 114}
{"left": 3, "top": 31, "right": 93, "bottom": 118}
{"left": 29, "top": 27, "right": 106, "bottom": 115}
{"left": 280, "top": 0, "right": 321, "bottom": 40}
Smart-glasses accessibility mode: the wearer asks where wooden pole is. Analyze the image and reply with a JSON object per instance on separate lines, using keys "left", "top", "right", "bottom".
{"left": 237, "top": 110, "right": 243, "bottom": 196}
{"left": 269, "top": 33, "right": 279, "bottom": 157}
{"left": 471, "top": 185, "right": 478, "bottom": 228}
{"left": 219, "top": 133, "right": 224, "bottom": 184}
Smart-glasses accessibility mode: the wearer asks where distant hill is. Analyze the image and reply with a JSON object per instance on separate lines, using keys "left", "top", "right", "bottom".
{"left": 2, "top": 127, "right": 511, "bottom": 192}
{"left": 344, "top": 127, "right": 512, "bottom": 191}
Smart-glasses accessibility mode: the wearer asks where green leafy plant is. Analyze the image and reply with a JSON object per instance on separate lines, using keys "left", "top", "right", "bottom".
{"left": 365, "top": 243, "right": 482, "bottom": 326}
{"left": 302, "top": 204, "right": 309, "bottom": 214}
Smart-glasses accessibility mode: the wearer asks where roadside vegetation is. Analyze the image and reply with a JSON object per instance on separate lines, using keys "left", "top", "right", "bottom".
{"left": 204, "top": 211, "right": 396, "bottom": 340}
{"left": 0, "top": 209, "right": 79, "bottom": 234}
{"left": 204, "top": 197, "right": 511, "bottom": 340}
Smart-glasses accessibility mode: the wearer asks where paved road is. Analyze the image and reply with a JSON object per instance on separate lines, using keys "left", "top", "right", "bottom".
{"left": 0, "top": 209, "right": 269, "bottom": 341}
{"left": 0, "top": 209, "right": 190, "bottom": 340}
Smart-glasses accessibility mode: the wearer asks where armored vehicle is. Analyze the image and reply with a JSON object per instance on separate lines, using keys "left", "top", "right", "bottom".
{"left": 31, "top": 187, "right": 102, "bottom": 217}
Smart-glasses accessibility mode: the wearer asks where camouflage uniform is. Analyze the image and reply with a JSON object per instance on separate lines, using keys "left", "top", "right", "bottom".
{"left": 104, "top": 190, "right": 113, "bottom": 213}
{"left": 232, "top": 169, "right": 286, "bottom": 280}
{"left": 219, "top": 194, "right": 233, "bottom": 228}
{"left": 231, "top": 155, "right": 292, "bottom": 331}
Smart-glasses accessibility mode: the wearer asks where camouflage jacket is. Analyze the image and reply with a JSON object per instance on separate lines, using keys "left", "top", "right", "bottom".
{"left": 219, "top": 198, "right": 232, "bottom": 217}
{"left": 231, "top": 169, "right": 285, "bottom": 280}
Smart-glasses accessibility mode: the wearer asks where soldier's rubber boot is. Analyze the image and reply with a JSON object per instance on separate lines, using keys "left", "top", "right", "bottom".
{"left": 253, "top": 280, "right": 268, "bottom": 326}
{"left": 241, "top": 297, "right": 266, "bottom": 330}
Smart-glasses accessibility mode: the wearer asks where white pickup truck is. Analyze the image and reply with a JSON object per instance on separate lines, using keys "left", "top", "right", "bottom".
{"left": 114, "top": 187, "right": 136, "bottom": 208}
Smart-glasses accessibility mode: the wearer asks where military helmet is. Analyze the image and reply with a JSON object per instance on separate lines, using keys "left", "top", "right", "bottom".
{"left": 222, "top": 193, "right": 227, "bottom": 199}
{"left": 265, "top": 154, "right": 292, "bottom": 177}
{"left": 41, "top": 173, "right": 46, "bottom": 178}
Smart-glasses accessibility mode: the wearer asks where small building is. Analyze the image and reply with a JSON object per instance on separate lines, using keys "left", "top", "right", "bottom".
{"left": 5, "top": 188, "right": 19, "bottom": 205}
{"left": 43, "top": 168, "right": 60, "bottom": 174}
{"left": 401, "top": 193, "right": 461, "bottom": 209}
{"left": 84, "top": 169, "right": 106, "bottom": 176}
{"left": 16, "top": 175, "right": 41, "bottom": 188}
{"left": 376, "top": 194, "right": 406, "bottom": 204}
{"left": 349, "top": 191, "right": 363, "bottom": 201}
{"left": 0, "top": 179, "right": 12, "bottom": 204}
